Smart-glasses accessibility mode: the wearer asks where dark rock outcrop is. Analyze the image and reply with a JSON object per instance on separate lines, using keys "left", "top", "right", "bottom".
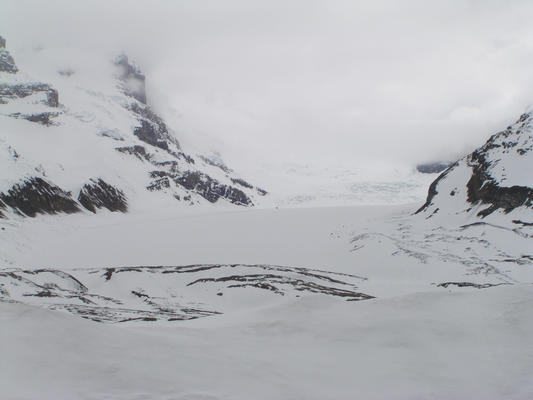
{"left": 0, "top": 39, "right": 61, "bottom": 125}
{"left": 146, "top": 168, "right": 254, "bottom": 205}
{"left": 133, "top": 120, "right": 171, "bottom": 151}
{"left": 116, "top": 145, "right": 152, "bottom": 162}
{"left": 147, "top": 176, "right": 171, "bottom": 192}
{"left": 175, "top": 171, "right": 253, "bottom": 206}
{"left": 466, "top": 148, "right": 533, "bottom": 217}
{"left": 256, "top": 187, "right": 268, "bottom": 196}
{"left": 114, "top": 55, "right": 180, "bottom": 153}
{"left": 9, "top": 111, "right": 60, "bottom": 126}
{"left": 0, "top": 50, "right": 18, "bottom": 73}
{"left": 78, "top": 179, "right": 128, "bottom": 213}
{"left": 231, "top": 178, "right": 253, "bottom": 189}
{"left": 114, "top": 54, "right": 146, "bottom": 104}
{"left": 129, "top": 102, "right": 180, "bottom": 152}
{"left": 417, "top": 112, "right": 533, "bottom": 217}
{"left": 116, "top": 143, "right": 257, "bottom": 205}
{"left": 0, "top": 83, "right": 59, "bottom": 107}
{"left": 0, "top": 36, "right": 18, "bottom": 73}
{"left": 0, "top": 177, "right": 80, "bottom": 217}
{"left": 437, "top": 282, "right": 509, "bottom": 289}
{"left": 0, "top": 199, "right": 6, "bottom": 218}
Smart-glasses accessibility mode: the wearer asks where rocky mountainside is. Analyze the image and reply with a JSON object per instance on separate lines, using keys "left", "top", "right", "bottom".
{"left": 416, "top": 111, "right": 533, "bottom": 220}
{"left": 0, "top": 36, "right": 266, "bottom": 219}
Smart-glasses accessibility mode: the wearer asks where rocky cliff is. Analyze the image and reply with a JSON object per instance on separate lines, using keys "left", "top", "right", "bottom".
{"left": 416, "top": 111, "right": 533, "bottom": 219}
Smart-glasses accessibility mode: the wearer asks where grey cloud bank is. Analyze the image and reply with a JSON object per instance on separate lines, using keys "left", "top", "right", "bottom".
{"left": 3, "top": 0, "right": 533, "bottom": 170}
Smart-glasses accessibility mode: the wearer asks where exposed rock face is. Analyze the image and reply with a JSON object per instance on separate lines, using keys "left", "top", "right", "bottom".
{"left": 9, "top": 111, "right": 60, "bottom": 126}
{"left": 78, "top": 179, "right": 128, "bottom": 213}
{"left": 231, "top": 177, "right": 253, "bottom": 189}
{"left": 466, "top": 149, "right": 533, "bottom": 217}
{"left": 114, "top": 54, "right": 146, "bottom": 104}
{"left": 0, "top": 177, "right": 80, "bottom": 217}
{"left": 114, "top": 55, "right": 180, "bottom": 154}
{"left": 115, "top": 145, "right": 152, "bottom": 162}
{"left": 0, "top": 37, "right": 61, "bottom": 126}
{"left": 0, "top": 199, "right": 6, "bottom": 218}
{"left": 417, "top": 112, "right": 533, "bottom": 218}
{"left": 0, "top": 50, "right": 18, "bottom": 73}
{"left": 175, "top": 171, "right": 253, "bottom": 206}
{"left": 115, "top": 141, "right": 257, "bottom": 206}
{"left": 437, "top": 282, "right": 509, "bottom": 289}
{"left": 416, "top": 161, "right": 452, "bottom": 174}
{"left": 0, "top": 83, "right": 59, "bottom": 106}
{"left": 0, "top": 36, "right": 18, "bottom": 74}
{"left": 129, "top": 100, "right": 181, "bottom": 153}
{"left": 134, "top": 120, "right": 170, "bottom": 150}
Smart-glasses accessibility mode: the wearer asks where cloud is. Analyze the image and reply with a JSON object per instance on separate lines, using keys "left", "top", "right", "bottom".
{"left": 2, "top": 0, "right": 533, "bottom": 170}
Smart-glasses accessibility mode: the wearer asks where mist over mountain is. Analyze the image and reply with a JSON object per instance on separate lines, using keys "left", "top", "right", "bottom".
{"left": 3, "top": 0, "right": 533, "bottom": 172}
{"left": 1, "top": 2, "right": 533, "bottom": 400}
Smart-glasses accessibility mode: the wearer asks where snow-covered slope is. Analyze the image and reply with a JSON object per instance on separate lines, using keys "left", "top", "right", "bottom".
{"left": 3, "top": 285, "right": 533, "bottom": 400}
{"left": 1, "top": 35, "right": 533, "bottom": 400}
{"left": 0, "top": 36, "right": 266, "bottom": 219}
{"left": 416, "top": 111, "right": 533, "bottom": 221}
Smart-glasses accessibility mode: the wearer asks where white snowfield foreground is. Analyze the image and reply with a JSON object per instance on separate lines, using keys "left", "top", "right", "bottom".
{"left": 1, "top": 204, "right": 533, "bottom": 399}
{"left": 2, "top": 285, "right": 533, "bottom": 400}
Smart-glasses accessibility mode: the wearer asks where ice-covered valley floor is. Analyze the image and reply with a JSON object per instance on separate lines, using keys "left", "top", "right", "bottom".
{"left": 1, "top": 204, "right": 533, "bottom": 399}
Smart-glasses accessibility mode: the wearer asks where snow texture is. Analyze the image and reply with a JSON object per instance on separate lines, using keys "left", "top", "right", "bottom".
{"left": 0, "top": 42, "right": 263, "bottom": 216}
{"left": 1, "top": 36, "right": 533, "bottom": 400}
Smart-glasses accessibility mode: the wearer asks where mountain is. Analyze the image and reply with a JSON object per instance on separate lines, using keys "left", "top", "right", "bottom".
{"left": 416, "top": 111, "right": 533, "bottom": 220}
{"left": 344, "top": 113, "right": 533, "bottom": 297}
{"left": 2, "top": 36, "right": 533, "bottom": 400}
{"left": 0, "top": 36, "right": 266, "bottom": 219}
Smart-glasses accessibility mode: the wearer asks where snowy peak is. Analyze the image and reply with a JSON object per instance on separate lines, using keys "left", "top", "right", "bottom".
{"left": 417, "top": 111, "right": 533, "bottom": 219}
{"left": 114, "top": 54, "right": 147, "bottom": 105}
{"left": 0, "top": 37, "right": 267, "bottom": 218}
{"left": 0, "top": 36, "right": 60, "bottom": 125}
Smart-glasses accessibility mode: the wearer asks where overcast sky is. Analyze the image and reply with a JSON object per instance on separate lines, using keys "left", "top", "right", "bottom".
{"left": 3, "top": 0, "right": 533, "bottom": 170}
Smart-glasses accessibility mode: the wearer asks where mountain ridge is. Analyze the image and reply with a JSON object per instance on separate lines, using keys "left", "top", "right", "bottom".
{"left": 416, "top": 110, "right": 533, "bottom": 219}
{"left": 0, "top": 36, "right": 266, "bottom": 219}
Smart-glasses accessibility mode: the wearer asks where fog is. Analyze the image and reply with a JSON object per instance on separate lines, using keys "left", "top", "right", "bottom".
{"left": 3, "top": 0, "right": 533, "bottom": 170}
